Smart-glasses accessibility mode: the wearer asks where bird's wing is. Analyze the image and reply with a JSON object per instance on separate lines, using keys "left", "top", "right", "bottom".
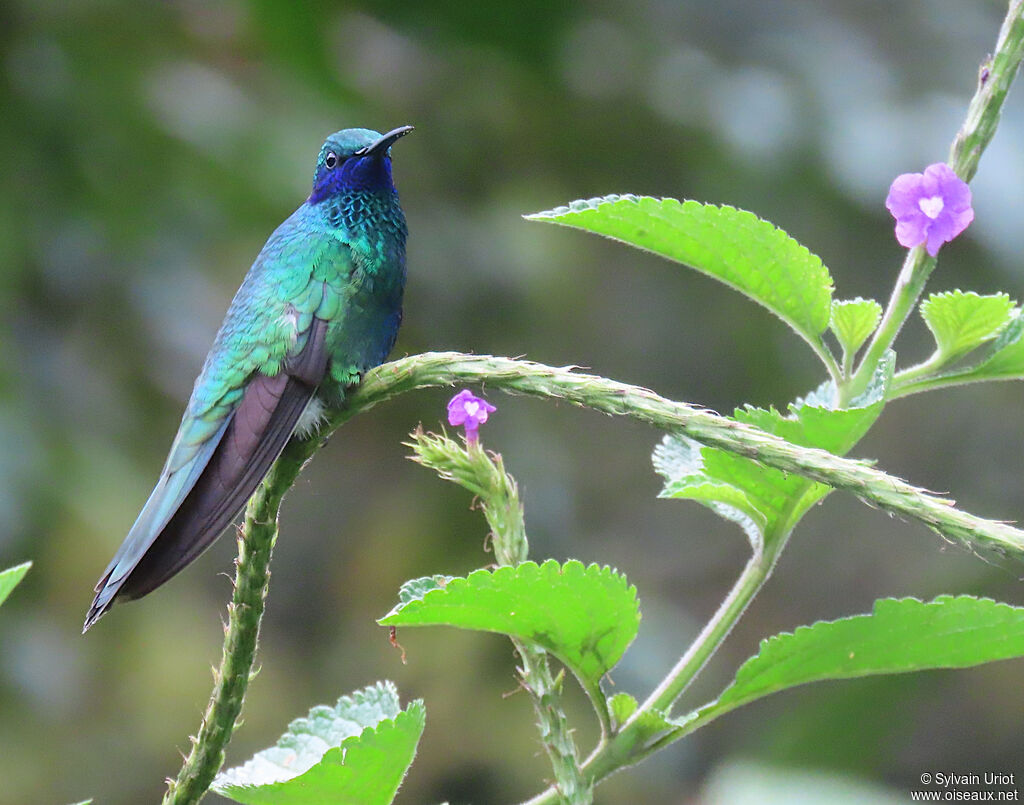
{"left": 85, "top": 228, "right": 346, "bottom": 630}
{"left": 84, "top": 317, "right": 328, "bottom": 630}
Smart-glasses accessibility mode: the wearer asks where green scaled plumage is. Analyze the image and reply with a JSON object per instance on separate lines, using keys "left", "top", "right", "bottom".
{"left": 84, "top": 126, "right": 413, "bottom": 631}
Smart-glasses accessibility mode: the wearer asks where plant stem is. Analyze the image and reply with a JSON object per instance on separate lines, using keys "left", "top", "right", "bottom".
{"left": 812, "top": 338, "right": 844, "bottom": 390}
{"left": 595, "top": 550, "right": 770, "bottom": 777}
{"left": 511, "top": 637, "right": 591, "bottom": 804}
{"left": 889, "top": 370, "right": 1021, "bottom": 400}
{"left": 340, "top": 352, "right": 1024, "bottom": 558}
{"left": 633, "top": 548, "right": 770, "bottom": 720}
{"left": 482, "top": 458, "right": 592, "bottom": 803}
{"left": 890, "top": 352, "right": 945, "bottom": 388}
{"left": 844, "top": 246, "right": 934, "bottom": 404}
{"left": 408, "top": 431, "right": 592, "bottom": 803}
{"left": 949, "top": 0, "right": 1024, "bottom": 182}
{"left": 840, "top": 345, "right": 855, "bottom": 383}
{"left": 162, "top": 434, "right": 320, "bottom": 804}
{"left": 846, "top": 0, "right": 1024, "bottom": 402}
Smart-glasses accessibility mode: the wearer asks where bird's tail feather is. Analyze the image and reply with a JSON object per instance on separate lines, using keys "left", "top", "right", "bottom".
{"left": 119, "top": 372, "right": 315, "bottom": 599}
{"left": 83, "top": 318, "right": 329, "bottom": 631}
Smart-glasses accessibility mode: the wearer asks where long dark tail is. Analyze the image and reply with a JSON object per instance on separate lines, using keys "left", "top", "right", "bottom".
{"left": 118, "top": 372, "right": 315, "bottom": 600}
{"left": 84, "top": 318, "right": 328, "bottom": 630}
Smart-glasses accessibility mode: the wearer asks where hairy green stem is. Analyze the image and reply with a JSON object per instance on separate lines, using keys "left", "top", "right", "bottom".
{"left": 890, "top": 352, "right": 946, "bottom": 388}
{"left": 633, "top": 551, "right": 768, "bottom": 720}
{"left": 163, "top": 435, "right": 320, "bottom": 804}
{"left": 580, "top": 549, "right": 772, "bottom": 791}
{"left": 340, "top": 353, "right": 1024, "bottom": 558}
{"left": 846, "top": 0, "right": 1024, "bottom": 402}
{"left": 512, "top": 639, "right": 590, "bottom": 805}
{"left": 844, "top": 246, "right": 934, "bottom": 403}
{"left": 478, "top": 454, "right": 593, "bottom": 803}
{"left": 811, "top": 337, "right": 844, "bottom": 390}
{"left": 891, "top": 369, "right": 1024, "bottom": 399}
{"left": 408, "top": 431, "right": 592, "bottom": 803}
{"left": 949, "top": 0, "right": 1024, "bottom": 182}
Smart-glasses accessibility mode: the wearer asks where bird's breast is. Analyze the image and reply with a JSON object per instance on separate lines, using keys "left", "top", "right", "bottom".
{"left": 322, "top": 248, "right": 405, "bottom": 386}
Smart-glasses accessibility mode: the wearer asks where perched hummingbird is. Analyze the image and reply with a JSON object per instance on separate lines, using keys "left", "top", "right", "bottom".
{"left": 84, "top": 125, "right": 413, "bottom": 631}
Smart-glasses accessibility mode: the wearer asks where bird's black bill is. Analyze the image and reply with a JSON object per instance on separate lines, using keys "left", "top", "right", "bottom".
{"left": 355, "top": 125, "right": 414, "bottom": 157}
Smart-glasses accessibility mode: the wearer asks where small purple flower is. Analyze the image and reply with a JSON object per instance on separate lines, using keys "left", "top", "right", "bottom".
{"left": 885, "top": 163, "right": 974, "bottom": 257}
{"left": 447, "top": 389, "right": 496, "bottom": 444}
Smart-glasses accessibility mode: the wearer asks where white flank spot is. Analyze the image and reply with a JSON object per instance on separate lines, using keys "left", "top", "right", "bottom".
{"left": 294, "top": 396, "right": 326, "bottom": 438}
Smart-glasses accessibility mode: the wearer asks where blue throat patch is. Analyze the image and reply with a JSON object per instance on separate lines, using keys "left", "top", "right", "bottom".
{"left": 309, "top": 155, "right": 396, "bottom": 205}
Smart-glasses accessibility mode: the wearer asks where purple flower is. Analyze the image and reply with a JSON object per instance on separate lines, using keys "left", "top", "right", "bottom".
{"left": 447, "top": 389, "right": 496, "bottom": 444}
{"left": 885, "top": 163, "right": 974, "bottom": 257}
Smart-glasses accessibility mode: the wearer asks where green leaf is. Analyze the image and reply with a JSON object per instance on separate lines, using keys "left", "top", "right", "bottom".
{"left": 943, "top": 308, "right": 1024, "bottom": 383}
{"left": 607, "top": 692, "right": 692, "bottom": 747}
{"left": 829, "top": 298, "right": 882, "bottom": 357}
{"left": 526, "top": 195, "right": 834, "bottom": 351}
{"left": 653, "top": 358, "right": 889, "bottom": 550}
{"left": 970, "top": 309, "right": 1024, "bottom": 377}
{"left": 212, "top": 681, "right": 424, "bottom": 805}
{"left": 898, "top": 303, "right": 1024, "bottom": 393}
{"left": 652, "top": 434, "right": 768, "bottom": 546}
{"left": 380, "top": 560, "right": 640, "bottom": 689}
{"left": 608, "top": 693, "right": 638, "bottom": 727}
{"left": 0, "top": 561, "right": 31, "bottom": 608}
{"left": 714, "top": 596, "right": 1024, "bottom": 713}
{"left": 920, "top": 290, "right": 1014, "bottom": 361}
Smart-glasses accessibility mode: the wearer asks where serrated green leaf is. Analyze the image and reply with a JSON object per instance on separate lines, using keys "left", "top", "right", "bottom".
{"left": 848, "top": 349, "right": 895, "bottom": 408}
{"left": 608, "top": 693, "right": 638, "bottom": 727}
{"left": 526, "top": 195, "right": 834, "bottom": 351}
{"left": 943, "top": 308, "right": 1024, "bottom": 383}
{"left": 654, "top": 360, "right": 889, "bottom": 550}
{"left": 829, "top": 298, "right": 882, "bottom": 357}
{"left": 652, "top": 435, "right": 768, "bottom": 546}
{"left": 0, "top": 561, "right": 31, "bottom": 608}
{"left": 380, "top": 559, "right": 639, "bottom": 688}
{"left": 920, "top": 290, "right": 1014, "bottom": 361}
{"left": 607, "top": 692, "right": 690, "bottom": 745}
{"left": 713, "top": 596, "right": 1024, "bottom": 713}
{"left": 213, "top": 681, "right": 424, "bottom": 805}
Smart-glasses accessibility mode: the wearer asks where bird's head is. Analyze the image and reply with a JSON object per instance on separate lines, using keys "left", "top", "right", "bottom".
{"left": 308, "top": 125, "right": 413, "bottom": 205}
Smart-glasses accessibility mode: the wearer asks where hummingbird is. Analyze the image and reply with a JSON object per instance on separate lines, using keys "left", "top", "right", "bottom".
{"left": 84, "top": 125, "right": 413, "bottom": 631}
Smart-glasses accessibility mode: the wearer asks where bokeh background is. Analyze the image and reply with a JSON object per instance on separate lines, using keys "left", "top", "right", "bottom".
{"left": 2, "top": 1, "right": 1024, "bottom": 802}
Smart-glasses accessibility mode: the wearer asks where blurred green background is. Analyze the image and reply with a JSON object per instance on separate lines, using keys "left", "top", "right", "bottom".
{"left": 2, "top": 1, "right": 1023, "bottom": 802}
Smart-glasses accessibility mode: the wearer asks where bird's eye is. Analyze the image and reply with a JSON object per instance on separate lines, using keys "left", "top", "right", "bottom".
{"left": 325, "top": 152, "right": 339, "bottom": 169}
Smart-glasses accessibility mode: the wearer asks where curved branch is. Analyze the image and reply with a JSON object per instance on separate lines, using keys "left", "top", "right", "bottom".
{"left": 338, "top": 352, "right": 1024, "bottom": 559}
